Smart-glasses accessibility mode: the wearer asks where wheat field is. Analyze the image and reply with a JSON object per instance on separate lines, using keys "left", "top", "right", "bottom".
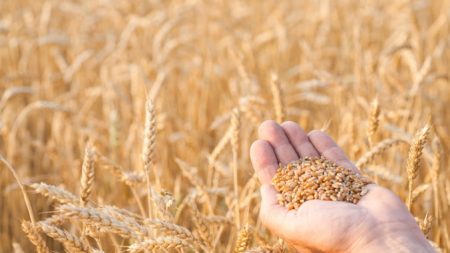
{"left": 0, "top": 0, "right": 449, "bottom": 252}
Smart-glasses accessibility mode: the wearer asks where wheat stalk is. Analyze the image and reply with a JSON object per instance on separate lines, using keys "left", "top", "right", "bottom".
{"left": 12, "top": 242, "right": 25, "bottom": 253}
{"left": 208, "top": 125, "right": 233, "bottom": 169}
{"left": 270, "top": 73, "right": 285, "bottom": 123}
{"left": 97, "top": 154, "right": 145, "bottom": 186}
{"left": 231, "top": 108, "right": 241, "bottom": 227}
{"left": 204, "top": 215, "right": 233, "bottom": 225}
{"left": 364, "top": 165, "right": 402, "bottom": 183}
{"left": 58, "top": 204, "right": 139, "bottom": 238}
{"left": 411, "top": 183, "right": 431, "bottom": 202}
{"left": 1, "top": 156, "right": 36, "bottom": 224}
{"left": 175, "top": 158, "right": 208, "bottom": 197}
{"left": 355, "top": 138, "right": 408, "bottom": 169}
{"left": 431, "top": 139, "right": 441, "bottom": 219}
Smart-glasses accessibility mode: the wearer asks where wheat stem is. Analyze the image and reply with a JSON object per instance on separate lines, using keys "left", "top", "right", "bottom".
{"left": 270, "top": 73, "right": 285, "bottom": 123}
{"left": 231, "top": 108, "right": 241, "bottom": 227}
{"left": 1, "top": 156, "right": 36, "bottom": 224}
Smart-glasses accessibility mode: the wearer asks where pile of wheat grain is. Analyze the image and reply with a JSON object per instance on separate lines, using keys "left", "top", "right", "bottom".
{"left": 272, "top": 157, "right": 371, "bottom": 210}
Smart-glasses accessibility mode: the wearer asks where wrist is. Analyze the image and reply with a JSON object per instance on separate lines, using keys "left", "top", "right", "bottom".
{"left": 349, "top": 227, "right": 434, "bottom": 253}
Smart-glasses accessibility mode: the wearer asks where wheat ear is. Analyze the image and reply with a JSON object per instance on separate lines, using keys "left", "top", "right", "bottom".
{"left": 80, "top": 143, "right": 95, "bottom": 206}
{"left": 234, "top": 224, "right": 251, "bottom": 253}
{"left": 128, "top": 237, "right": 194, "bottom": 252}
{"left": 406, "top": 125, "right": 431, "bottom": 210}
{"left": 21, "top": 221, "right": 50, "bottom": 253}
{"left": 419, "top": 213, "right": 433, "bottom": 237}
{"left": 142, "top": 97, "right": 158, "bottom": 218}
{"left": 30, "top": 182, "right": 78, "bottom": 204}
{"left": 367, "top": 98, "right": 380, "bottom": 147}
{"left": 38, "top": 222, "right": 91, "bottom": 253}
{"left": 189, "top": 200, "right": 212, "bottom": 249}
{"left": 59, "top": 204, "right": 139, "bottom": 238}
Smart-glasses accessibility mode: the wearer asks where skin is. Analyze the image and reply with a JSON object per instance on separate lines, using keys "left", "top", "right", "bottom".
{"left": 250, "top": 120, "right": 435, "bottom": 253}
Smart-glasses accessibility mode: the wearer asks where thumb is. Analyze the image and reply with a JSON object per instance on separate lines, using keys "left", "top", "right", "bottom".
{"left": 259, "top": 184, "right": 294, "bottom": 237}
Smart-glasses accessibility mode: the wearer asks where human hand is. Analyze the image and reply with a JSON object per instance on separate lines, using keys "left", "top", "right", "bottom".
{"left": 250, "top": 120, "right": 434, "bottom": 253}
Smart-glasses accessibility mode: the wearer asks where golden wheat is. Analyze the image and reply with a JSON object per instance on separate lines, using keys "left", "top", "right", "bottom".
{"left": 1, "top": 0, "right": 449, "bottom": 252}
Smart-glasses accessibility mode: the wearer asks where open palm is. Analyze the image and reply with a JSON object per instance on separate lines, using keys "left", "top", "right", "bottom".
{"left": 250, "top": 120, "right": 433, "bottom": 253}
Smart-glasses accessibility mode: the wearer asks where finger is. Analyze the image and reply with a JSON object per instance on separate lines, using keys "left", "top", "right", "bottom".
{"left": 250, "top": 140, "right": 279, "bottom": 185}
{"left": 308, "top": 130, "right": 359, "bottom": 174}
{"left": 259, "top": 184, "right": 297, "bottom": 237}
{"left": 281, "top": 121, "right": 319, "bottom": 157}
{"left": 258, "top": 120, "right": 299, "bottom": 164}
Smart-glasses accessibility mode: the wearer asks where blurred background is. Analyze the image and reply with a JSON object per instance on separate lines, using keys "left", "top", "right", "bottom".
{"left": 0, "top": 0, "right": 449, "bottom": 252}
